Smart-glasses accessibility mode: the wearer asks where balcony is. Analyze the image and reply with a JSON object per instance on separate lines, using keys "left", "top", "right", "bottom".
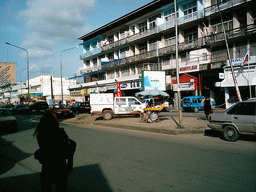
{"left": 204, "top": 0, "right": 251, "bottom": 16}
{"left": 98, "top": 0, "right": 249, "bottom": 53}
{"left": 80, "top": 47, "right": 101, "bottom": 60}
{"left": 79, "top": 65, "right": 102, "bottom": 74}
{"left": 100, "top": 24, "right": 256, "bottom": 70}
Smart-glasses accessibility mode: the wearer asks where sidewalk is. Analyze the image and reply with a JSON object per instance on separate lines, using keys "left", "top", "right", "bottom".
{"left": 93, "top": 112, "right": 209, "bottom": 135}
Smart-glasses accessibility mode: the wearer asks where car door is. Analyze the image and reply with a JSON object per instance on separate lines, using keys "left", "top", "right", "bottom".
{"left": 232, "top": 102, "right": 256, "bottom": 133}
{"left": 115, "top": 97, "right": 128, "bottom": 114}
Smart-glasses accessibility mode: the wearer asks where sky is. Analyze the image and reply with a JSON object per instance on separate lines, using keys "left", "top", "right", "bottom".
{"left": 0, "top": 0, "right": 153, "bottom": 82}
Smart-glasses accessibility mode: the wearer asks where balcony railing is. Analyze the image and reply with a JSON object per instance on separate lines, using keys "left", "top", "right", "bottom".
{"left": 80, "top": 47, "right": 101, "bottom": 60}
{"left": 100, "top": 24, "right": 256, "bottom": 70}
{"left": 98, "top": 0, "right": 248, "bottom": 53}
{"left": 79, "top": 65, "right": 102, "bottom": 74}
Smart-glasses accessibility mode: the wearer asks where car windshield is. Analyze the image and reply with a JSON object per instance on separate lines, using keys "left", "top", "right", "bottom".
{"left": 0, "top": 109, "right": 12, "bottom": 116}
{"left": 72, "top": 103, "right": 80, "bottom": 107}
{"left": 58, "top": 104, "right": 66, "bottom": 109}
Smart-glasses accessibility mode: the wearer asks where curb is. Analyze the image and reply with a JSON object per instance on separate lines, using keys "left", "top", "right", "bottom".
{"left": 93, "top": 121, "right": 205, "bottom": 135}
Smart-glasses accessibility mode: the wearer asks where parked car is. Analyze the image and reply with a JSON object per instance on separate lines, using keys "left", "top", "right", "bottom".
{"left": 30, "top": 102, "right": 49, "bottom": 112}
{"left": 0, "top": 108, "right": 17, "bottom": 131}
{"left": 47, "top": 104, "right": 74, "bottom": 118}
{"left": 182, "top": 96, "right": 216, "bottom": 113}
{"left": 2, "top": 104, "right": 15, "bottom": 113}
{"left": 13, "top": 104, "right": 31, "bottom": 114}
{"left": 207, "top": 100, "right": 256, "bottom": 142}
{"left": 69, "top": 102, "right": 91, "bottom": 114}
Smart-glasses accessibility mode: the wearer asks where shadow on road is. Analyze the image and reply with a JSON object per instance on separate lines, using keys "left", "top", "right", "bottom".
{"left": 0, "top": 137, "right": 32, "bottom": 175}
{"left": 0, "top": 164, "right": 113, "bottom": 192}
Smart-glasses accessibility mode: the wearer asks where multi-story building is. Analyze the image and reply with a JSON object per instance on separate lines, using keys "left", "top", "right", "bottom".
{"left": 70, "top": 0, "right": 256, "bottom": 108}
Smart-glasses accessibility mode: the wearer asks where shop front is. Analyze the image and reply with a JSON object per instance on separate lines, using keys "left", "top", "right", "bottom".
{"left": 216, "top": 63, "right": 256, "bottom": 109}
{"left": 172, "top": 73, "right": 199, "bottom": 109}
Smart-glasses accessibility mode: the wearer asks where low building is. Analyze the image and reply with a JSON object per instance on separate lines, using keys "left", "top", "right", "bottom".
{"left": 0, "top": 75, "right": 77, "bottom": 105}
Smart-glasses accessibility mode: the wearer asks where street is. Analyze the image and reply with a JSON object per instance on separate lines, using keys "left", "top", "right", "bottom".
{"left": 0, "top": 113, "right": 255, "bottom": 192}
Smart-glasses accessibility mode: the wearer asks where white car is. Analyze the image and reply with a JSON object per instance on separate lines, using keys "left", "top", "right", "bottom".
{"left": 207, "top": 100, "right": 256, "bottom": 142}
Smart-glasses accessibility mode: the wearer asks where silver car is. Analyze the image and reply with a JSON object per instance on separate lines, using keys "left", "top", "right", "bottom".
{"left": 207, "top": 100, "right": 256, "bottom": 142}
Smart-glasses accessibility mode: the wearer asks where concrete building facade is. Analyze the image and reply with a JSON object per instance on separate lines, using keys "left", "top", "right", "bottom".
{"left": 69, "top": 0, "right": 256, "bottom": 108}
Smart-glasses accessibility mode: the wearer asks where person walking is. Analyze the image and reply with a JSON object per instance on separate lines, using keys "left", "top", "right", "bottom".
{"left": 201, "top": 95, "right": 214, "bottom": 120}
{"left": 33, "top": 111, "right": 75, "bottom": 192}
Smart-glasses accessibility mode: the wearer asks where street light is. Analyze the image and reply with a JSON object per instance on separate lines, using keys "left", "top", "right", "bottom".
{"left": 5, "top": 42, "right": 30, "bottom": 102}
{"left": 60, "top": 46, "right": 79, "bottom": 104}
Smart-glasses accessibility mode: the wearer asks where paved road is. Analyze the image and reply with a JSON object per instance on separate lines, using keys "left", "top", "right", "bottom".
{"left": 1, "top": 115, "right": 255, "bottom": 192}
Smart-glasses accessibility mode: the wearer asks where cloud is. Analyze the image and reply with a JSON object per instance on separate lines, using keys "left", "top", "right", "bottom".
{"left": 19, "top": 0, "right": 97, "bottom": 59}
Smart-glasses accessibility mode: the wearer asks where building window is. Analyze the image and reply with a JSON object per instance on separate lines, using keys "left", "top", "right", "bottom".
{"left": 92, "top": 58, "right": 97, "bottom": 66}
{"left": 84, "top": 44, "right": 90, "bottom": 51}
{"left": 139, "top": 42, "right": 147, "bottom": 54}
{"left": 120, "top": 47, "right": 129, "bottom": 59}
{"left": 137, "top": 64, "right": 144, "bottom": 75}
{"left": 108, "top": 35, "right": 114, "bottom": 44}
{"left": 131, "top": 67, "right": 136, "bottom": 75}
{"left": 85, "top": 60, "right": 90, "bottom": 66}
{"left": 131, "top": 26, "right": 135, "bottom": 35}
{"left": 164, "top": 33, "right": 175, "bottom": 46}
{"left": 162, "top": 57, "right": 170, "bottom": 66}
{"left": 184, "top": 26, "right": 198, "bottom": 43}
{"left": 164, "top": 7, "right": 178, "bottom": 21}
{"left": 107, "top": 52, "right": 114, "bottom": 61}
{"left": 211, "top": 15, "right": 233, "bottom": 33}
{"left": 108, "top": 70, "right": 115, "bottom": 79}
{"left": 211, "top": 0, "right": 228, "bottom": 5}
{"left": 120, "top": 27, "right": 129, "bottom": 39}
{"left": 92, "top": 41, "right": 97, "bottom": 49}
{"left": 139, "top": 21, "right": 147, "bottom": 33}
{"left": 183, "top": 1, "right": 197, "bottom": 16}
{"left": 149, "top": 37, "right": 160, "bottom": 51}
{"left": 149, "top": 14, "right": 161, "bottom": 29}
{"left": 121, "top": 67, "right": 130, "bottom": 77}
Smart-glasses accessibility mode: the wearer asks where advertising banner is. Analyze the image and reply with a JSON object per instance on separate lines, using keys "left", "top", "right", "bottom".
{"left": 142, "top": 71, "right": 166, "bottom": 91}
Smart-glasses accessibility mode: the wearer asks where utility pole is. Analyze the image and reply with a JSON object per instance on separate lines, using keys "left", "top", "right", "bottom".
{"left": 174, "top": 0, "right": 183, "bottom": 125}
{"left": 217, "top": 3, "right": 242, "bottom": 101}
{"left": 50, "top": 75, "right": 54, "bottom": 104}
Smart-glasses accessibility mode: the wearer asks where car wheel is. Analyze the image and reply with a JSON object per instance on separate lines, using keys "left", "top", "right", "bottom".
{"left": 103, "top": 111, "right": 113, "bottom": 120}
{"left": 194, "top": 107, "right": 199, "bottom": 113}
{"left": 223, "top": 125, "right": 239, "bottom": 142}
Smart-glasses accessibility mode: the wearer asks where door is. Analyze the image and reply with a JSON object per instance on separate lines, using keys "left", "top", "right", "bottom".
{"left": 232, "top": 102, "right": 256, "bottom": 134}
{"left": 114, "top": 97, "right": 128, "bottom": 114}
{"left": 128, "top": 98, "right": 143, "bottom": 112}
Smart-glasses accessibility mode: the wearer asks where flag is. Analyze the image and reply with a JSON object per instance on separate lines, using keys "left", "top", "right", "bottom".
{"left": 243, "top": 52, "right": 249, "bottom": 64}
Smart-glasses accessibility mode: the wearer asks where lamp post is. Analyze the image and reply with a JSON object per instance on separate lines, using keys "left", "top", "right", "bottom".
{"left": 60, "top": 46, "right": 79, "bottom": 104}
{"left": 5, "top": 42, "right": 30, "bottom": 102}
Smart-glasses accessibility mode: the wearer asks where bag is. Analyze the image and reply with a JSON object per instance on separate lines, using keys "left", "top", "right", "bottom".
{"left": 34, "top": 138, "right": 77, "bottom": 164}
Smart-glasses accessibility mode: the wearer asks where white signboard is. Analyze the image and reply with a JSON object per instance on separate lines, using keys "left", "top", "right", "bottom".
{"left": 143, "top": 71, "right": 166, "bottom": 91}
{"left": 226, "top": 56, "right": 256, "bottom": 67}
{"left": 173, "top": 83, "right": 195, "bottom": 91}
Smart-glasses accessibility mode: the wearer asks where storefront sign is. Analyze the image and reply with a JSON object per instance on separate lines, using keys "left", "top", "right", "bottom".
{"left": 179, "top": 64, "right": 199, "bottom": 74}
{"left": 226, "top": 56, "right": 256, "bottom": 67}
{"left": 120, "top": 81, "right": 141, "bottom": 90}
{"left": 173, "top": 83, "right": 195, "bottom": 91}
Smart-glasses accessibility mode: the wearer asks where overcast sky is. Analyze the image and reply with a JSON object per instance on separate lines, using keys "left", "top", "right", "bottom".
{"left": 0, "top": 0, "right": 152, "bottom": 82}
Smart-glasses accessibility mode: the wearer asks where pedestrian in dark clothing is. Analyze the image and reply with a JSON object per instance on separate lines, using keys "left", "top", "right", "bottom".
{"left": 201, "top": 95, "right": 213, "bottom": 120}
{"left": 33, "top": 111, "right": 73, "bottom": 192}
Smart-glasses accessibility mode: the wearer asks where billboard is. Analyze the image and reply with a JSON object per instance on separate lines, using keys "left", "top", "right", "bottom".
{"left": 142, "top": 71, "right": 166, "bottom": 91}
{"left": 0, "top": 62, "right": 16, "bottom": 86}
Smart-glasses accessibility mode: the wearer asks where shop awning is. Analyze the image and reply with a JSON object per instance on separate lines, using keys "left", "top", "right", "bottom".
{"left": 218, "top": 66, "right": 256, "bottom": 87}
